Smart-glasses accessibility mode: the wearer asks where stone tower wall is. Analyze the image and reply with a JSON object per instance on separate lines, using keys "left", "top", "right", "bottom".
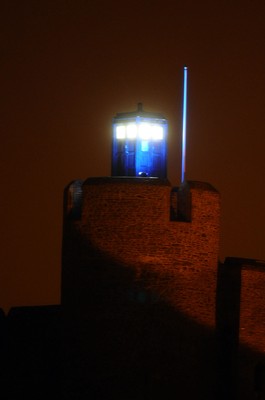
{"left": 238, "top": 264, "right": 265, "bottom": 399}
{"left": 240, "top": 265, "right": 265, "bottom": 353}
{"left": 63, "top": 177, "right": 221, "bottom": 328}
{"left": 61, "top": 178, "right": 265, "bottom": 399}
{"left": 61, "top": 177, "right": 221, "bottom": 398}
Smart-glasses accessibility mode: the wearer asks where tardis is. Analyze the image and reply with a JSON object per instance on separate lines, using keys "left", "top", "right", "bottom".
{"left": 111, "top": 103, "right": 168, "bottom": 178}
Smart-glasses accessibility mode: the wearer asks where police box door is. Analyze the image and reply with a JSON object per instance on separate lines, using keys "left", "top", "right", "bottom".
{"left": 113, "top": 139, "right": 136, "bottom": 176}
{"left": 135, "top": 139, "right": 165, "bottom": 178}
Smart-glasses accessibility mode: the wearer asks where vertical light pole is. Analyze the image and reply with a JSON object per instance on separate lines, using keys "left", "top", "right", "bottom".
{"left": 181, "top": 66, "right": 188, "bottom": 183}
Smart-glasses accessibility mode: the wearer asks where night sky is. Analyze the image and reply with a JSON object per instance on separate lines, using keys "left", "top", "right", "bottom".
{"left": 1, "top": 0, "right": 265, "bottom": 312}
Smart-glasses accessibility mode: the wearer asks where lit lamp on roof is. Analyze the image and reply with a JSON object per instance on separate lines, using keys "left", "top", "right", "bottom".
{"left": 111, "top": 103, "right": 168, "bottom": 178}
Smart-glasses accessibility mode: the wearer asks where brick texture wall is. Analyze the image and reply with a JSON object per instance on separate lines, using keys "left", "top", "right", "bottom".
{"left": 61, "top": 178, "right": 265, "bottom": 399}
{"left": 69, "top": 177, "right": 221, "bottom": 327}
{"left": 240, "top": 265, "right": 265, "bottom": 352}
{"left": 239, "top": 264, "right": 265, "bottom": 399}
{"left": 61, "top": 177, "right": 221, "bottom": 399}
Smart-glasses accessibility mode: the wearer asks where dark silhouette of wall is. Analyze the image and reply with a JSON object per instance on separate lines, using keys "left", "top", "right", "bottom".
{"left": 2, "top": 305, "right": 61, "bottom": 399}
{"left": 216, "top": 261, "right": 241, "bottom": 399}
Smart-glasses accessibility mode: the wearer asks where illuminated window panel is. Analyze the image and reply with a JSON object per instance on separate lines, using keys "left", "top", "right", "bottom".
{"left": 151, "top": 125, "right": 163, "bottom": 140}
{"left": 127, "top": 123, "right": 137, "bottom": 139}
{"left": 116, "top": 125, "right": 126, "bottom": 139}
{"left": 139, "top": 123, "right": 151, "bottom": 140}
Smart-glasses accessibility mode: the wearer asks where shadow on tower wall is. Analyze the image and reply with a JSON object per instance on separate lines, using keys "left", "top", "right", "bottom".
{"left": 216, "top": 260, "right": 241, "bottom": 400}
{"left": 61, "top": 224, "right": 219, "bottom": 399}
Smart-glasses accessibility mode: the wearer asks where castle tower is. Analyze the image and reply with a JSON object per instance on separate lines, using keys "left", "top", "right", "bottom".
{"left": 61, "top": 105, "right": 221, "bottom": 399}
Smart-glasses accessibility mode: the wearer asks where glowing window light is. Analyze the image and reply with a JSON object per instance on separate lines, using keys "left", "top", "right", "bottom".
{"left": 151, "top": 125, "right": 163, "bottom": 140}
{"left": 141, "top": 140, "right": 149, "bottom": 151}
{"left": 139, "top": 123, "right": 151, "bottom": 140}
{"left": 126, "top": 123, "right": 137, "bottom": 139}
{"left": 116, "top": 125, "right": 126, "bottom": 139}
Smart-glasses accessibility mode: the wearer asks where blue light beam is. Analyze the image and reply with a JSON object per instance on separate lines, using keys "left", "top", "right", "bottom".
{"left": 181, "top": 66, "right": 188, "bottom": 183}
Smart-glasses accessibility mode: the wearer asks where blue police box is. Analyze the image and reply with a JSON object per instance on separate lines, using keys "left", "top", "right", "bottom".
{"left": 112, "top": 103, "right": 168, "bottom": 178}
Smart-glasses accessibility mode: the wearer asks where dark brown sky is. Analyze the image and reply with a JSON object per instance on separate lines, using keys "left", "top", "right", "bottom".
{"left": 1, "top": 0, "right": 265, "bottom": 312}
